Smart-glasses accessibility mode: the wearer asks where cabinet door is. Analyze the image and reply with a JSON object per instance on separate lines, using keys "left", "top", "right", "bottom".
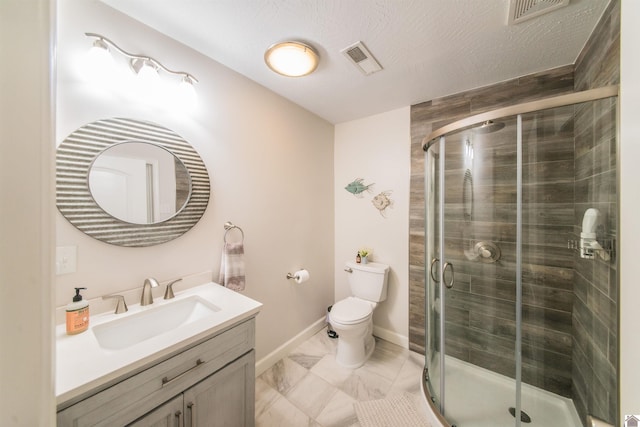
{"left": 184, "top": 350, "right": 255, "bottom": 427}
{"left": 128, "top": 395, "right": 184, "bottom": 427}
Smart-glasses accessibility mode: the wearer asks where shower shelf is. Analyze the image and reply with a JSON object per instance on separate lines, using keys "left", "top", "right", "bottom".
{"left": 567, "top": 238, "right": 615, "bottom": 260}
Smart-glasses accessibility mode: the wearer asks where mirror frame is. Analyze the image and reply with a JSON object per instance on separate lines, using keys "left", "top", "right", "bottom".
{"left": 56, "top": 118, "right": 210, "bottom": 247}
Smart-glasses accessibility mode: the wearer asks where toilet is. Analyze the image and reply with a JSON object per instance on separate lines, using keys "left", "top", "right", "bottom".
{"left": 329, "top": 261, "right": 389, "bottom": 369}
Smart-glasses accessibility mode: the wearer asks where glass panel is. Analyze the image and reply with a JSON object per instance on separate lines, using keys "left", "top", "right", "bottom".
{"left": 424, "top": 94, "right": 618, "bottom": 427}
{"left": 440, "top": 117, "right": 520, "bottom": 426}
{"left": 425, "top": 137, "right": 442, "bottom": 410}
{"left": 520, "top": 98, "right": 618, "bottom": 426}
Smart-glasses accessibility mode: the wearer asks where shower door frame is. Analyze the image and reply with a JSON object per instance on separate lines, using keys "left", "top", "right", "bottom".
{"left": 420, "top": 85, "right": 619, "bottom": 427}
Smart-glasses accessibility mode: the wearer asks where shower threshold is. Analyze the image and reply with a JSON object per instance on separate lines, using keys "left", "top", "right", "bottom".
{"left": 427, "top": 356, "right": 582, "bottom": 427}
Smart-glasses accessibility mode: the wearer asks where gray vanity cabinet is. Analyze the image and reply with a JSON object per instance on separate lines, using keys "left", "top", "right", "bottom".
{"left": 57, "top": 318, "right": 256, "bottom": 427}
{"left": 129, "top": 351, "right": 255, "bottom": 427}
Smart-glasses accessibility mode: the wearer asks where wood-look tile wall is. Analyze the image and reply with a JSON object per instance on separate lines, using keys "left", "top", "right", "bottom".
{"left": 409, "top": 65, "right": 575, "bottom": 354}
{"left": 572, "top": 0, "right": 619, "bottom": 424}
{"left": 410, "top": 65, "right": 576, "bottom": 394}
{"left": 427, "top": 107, "right": 578, "bottom": 396}
{"left": 408, "top": 0, "right": 619, "bottom": 415}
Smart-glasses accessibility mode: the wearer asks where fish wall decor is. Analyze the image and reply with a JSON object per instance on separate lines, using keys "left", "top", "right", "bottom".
{"left": 344, "top": 178, "right": 374, "bottom": 197}
{"left": 371, "top": 191, "right": 393, "bottom": 217}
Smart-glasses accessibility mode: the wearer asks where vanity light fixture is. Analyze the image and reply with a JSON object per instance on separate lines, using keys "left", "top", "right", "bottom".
{"left": 86, "top": 38, "right": 115, "bottom": 68}
{"left": 131, "top": 58, "right": 160, "bottom": 85}
{"left": 84, "top": 33, "right": 198, "bottom": 107}
{"left": 177, "top": 75, "right": 198, "bottom": 107}
{"left": 83, "top": 37, "right": 116, "bottom": 83}
{"left": 264, "top": 41, "right": 319, "bottom": 77}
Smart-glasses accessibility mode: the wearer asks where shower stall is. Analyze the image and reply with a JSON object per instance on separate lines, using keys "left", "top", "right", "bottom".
{"left": 421, "top": 86, "right": 618, "bottom": 427}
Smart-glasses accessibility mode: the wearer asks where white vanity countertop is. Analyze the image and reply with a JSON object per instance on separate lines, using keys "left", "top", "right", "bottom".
{"left": 56, "top": 282, "right": 262, "bottom": 405}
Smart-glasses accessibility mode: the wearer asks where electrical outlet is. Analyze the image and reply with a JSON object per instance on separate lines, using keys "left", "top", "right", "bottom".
{"left": 56, "top": 246, "right": 77, "bottom": 275}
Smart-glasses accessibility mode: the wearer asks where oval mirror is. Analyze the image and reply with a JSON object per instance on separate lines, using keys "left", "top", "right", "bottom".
{"left": 89, "top": 142, "right": 191, "bottom": 225}
{"left": 56, "top": 118, "right": 210, "bottom": 247}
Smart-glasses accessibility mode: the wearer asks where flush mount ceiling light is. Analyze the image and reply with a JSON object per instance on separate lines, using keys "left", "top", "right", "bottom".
{"left": 264, "top": 41, "right": 319, "bottom": 77}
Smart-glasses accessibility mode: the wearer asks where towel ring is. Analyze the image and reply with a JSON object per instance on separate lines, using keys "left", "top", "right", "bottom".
{"left": 223, "top": 221, "right": 244, "bottom": 244}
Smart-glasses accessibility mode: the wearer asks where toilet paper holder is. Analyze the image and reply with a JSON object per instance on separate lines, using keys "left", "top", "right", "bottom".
{"left": 286, "top": 270, "right": 304, "bottom": 280}
{"left": 286, "top": 269, "right": 310, "bottom": 284}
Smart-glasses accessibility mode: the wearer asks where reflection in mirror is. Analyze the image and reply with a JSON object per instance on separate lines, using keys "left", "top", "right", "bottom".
{"left": 89, "top": 142, "right": 191, "bottom": 224}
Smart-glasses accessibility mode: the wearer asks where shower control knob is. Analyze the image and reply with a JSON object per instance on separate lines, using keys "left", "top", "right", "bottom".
{"left": 474, "top": 241, "right": 501, "bottom": 263}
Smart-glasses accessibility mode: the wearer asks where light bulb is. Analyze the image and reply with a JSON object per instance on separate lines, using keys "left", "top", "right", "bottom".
{"left": 174, "top": 76, "right": 198, "bottom": 112}
{"left": 82, "top": 39, "right": 115, "bottom": 84}
{"left": 136, "top": 60, "right": 160, "bottom": 85}
{"left": 132, "top": 59, "right": 162, "bottom": 105}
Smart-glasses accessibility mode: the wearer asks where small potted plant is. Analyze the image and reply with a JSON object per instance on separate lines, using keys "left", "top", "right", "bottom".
{"left": 358, "top": 248, "right": 371, "bottom": 264}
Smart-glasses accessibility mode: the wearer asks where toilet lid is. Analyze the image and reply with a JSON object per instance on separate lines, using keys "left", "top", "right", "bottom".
{"left": 331, "top": 297, "right": 372, "bottom": 325}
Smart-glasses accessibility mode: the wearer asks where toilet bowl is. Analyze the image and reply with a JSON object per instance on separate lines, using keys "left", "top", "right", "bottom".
{"left": 330, "top": 297, "right": 377, "bottom": 368}
{"left": 329, "top": 261, "right": 389, "bottom": 369}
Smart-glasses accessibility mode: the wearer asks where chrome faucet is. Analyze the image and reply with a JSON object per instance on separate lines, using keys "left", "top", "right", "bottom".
{"left": 102, "top": 294, "right": 128, "bottom": 314}
{"left": 163, "top": 278, "right": 183, "bottom": 300}
{"left": 141, "top": 277, "right": 159, "bottom": 306}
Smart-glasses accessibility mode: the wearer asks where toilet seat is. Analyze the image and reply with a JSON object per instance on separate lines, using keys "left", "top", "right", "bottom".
{"left": 331, "top": 297, "right": 373, "bottom": 325}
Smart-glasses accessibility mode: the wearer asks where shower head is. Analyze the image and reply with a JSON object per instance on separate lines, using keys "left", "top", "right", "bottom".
{"left": 473, "top": 120, "right": 505, "bottom": 134}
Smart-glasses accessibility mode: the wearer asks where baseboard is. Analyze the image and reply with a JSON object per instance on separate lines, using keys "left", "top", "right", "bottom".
{"left": 255, "top": 316, "right": 327, "bottom": 377}
{"left": 373, "top": 325, "right": 409, "bottom": 349}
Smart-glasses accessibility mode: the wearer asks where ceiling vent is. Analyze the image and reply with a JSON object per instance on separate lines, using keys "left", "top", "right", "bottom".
{"left": 508, "top": 0, "right": 570, "bottom": 25}
{"left": 341, "top": 41, "right": 382, "bottom": 75}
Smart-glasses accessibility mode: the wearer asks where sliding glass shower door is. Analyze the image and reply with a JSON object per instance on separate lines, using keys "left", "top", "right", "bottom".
{"left": 424, "top": 89, "right": 619, "bottom": 427}
{"left": 425, "top": 116, "right": 521, "bottom": 426}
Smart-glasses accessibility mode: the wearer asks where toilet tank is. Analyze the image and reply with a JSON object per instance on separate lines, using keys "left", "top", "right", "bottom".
{"left": 346, "top": 261, "right": 389, "bottom": 302}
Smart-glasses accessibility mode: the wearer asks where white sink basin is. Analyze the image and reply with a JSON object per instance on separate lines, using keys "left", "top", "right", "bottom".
{"left": 93, "top": 296, "right": 220, "bottom": 350}
{"left": 57, "top": 282, "right": 262, "bottom": 404}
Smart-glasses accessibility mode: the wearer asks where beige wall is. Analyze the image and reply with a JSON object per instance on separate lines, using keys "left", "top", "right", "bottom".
{"left": 0, "top": 0, "right": 56, "bottom": 424}
{"left": 56, "top": 0, "right": 335, "bottom": 365}
{"left": 619, "top": 0, "right": 640, "bottom": 419}
{"left": 334, "top": 107, "right": 411, "bottom": 346}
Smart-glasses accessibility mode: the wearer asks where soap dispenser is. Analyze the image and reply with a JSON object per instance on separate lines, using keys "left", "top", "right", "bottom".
{"left": 66, "top": 287, "right": 89, "bottom": 335}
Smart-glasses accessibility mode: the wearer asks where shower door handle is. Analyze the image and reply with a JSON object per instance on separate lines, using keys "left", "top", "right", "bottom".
{"left": 443, "top": 262, "right": 454, "bottom": 289}
{"left": 430, "top": 258, "right": 439, "bottom": 282}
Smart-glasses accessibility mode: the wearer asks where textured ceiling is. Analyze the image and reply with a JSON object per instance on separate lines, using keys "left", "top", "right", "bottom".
{"left": 101, "top": 0, "right": 609, "bottom": 124}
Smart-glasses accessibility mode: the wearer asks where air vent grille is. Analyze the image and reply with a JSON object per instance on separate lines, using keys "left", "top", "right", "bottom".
{"left": 341, "top": 41, "right": 382, "bottom": 75}
{"left": 508, "top": 0, "right": 570, "bottom": 25}
{"left": 346, "top": 46, "right": 368, "bottom": 63}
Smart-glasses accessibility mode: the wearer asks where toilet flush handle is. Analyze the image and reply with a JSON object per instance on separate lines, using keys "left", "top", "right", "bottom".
{"left": 344, "top": 267, "right": 353, "bottom": 273}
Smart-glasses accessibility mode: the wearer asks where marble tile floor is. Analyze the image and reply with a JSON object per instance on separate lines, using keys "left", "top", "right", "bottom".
{"left": 255, "top": 329, "right": 430, "bottom": 427}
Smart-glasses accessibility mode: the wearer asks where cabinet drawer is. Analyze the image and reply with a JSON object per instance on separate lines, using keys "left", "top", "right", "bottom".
{"left": 57, "top": 318, "right": 254, "bottom": 427}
